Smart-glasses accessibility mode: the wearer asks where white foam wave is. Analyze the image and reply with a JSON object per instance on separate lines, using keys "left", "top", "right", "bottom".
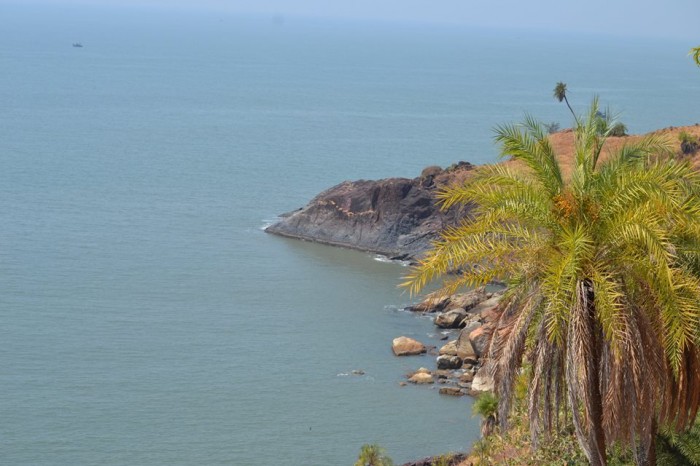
{"left": 372, "top": 255, "right": 411, "bottom": 267}
{"left": 259, "top": 217, "right": 281, "bottom": 231}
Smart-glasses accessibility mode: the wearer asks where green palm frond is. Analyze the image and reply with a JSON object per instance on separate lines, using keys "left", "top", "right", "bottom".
{"left": 691, "top": 47, "right": 700, "bottom": 67}
{"left": 493, "top": 120, "right": 563, "bottom": 197}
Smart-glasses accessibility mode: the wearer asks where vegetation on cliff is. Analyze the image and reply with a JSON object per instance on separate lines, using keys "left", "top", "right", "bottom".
{"left": 404, "top": 99, "right": 700, "bottom": 465}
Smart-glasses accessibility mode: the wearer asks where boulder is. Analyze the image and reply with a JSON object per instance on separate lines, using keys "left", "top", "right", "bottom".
{"left": 471, "top": 362, "right": 495, "bottom": 392}
{"left": 409, "top": 292, "right": 452, "bottom": 313}
{"left": 455, "top": 330, "right": 479, "bottom": 361}
{"left": 468, "top": 324, "right": 494, "bottom": 358}
{"left": 436, "top": 355, "right": 462, "bottom": 370}
{"left": 460, "top": 372, "right": 474, "bottom": 383}
{"left": 392, "top": 336, "right": 427, "bottom": 356}
{"left": 468, "top": 293, "right": 502, "bottom": 316}
{"left": 480, "top": 305, "right": 502, "bottom": 324}
{"left": 439, "top": 386, "right": 464, "bottom": 396}
{"left": 449, "top": 289, "right": 490, "bottom": 312}
{"left": 434, "top": 308, "right": 468, "bottom": 328}
{"left": 438, "top": 340, "right": 458, "bottom": 356}
{"left": 408, "top": 372, "right": 434, "bottom": 384}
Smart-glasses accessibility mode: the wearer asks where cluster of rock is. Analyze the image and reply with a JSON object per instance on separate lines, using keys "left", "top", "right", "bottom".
{"left": 392, "top": 288, "right": 501, "bottom": 397}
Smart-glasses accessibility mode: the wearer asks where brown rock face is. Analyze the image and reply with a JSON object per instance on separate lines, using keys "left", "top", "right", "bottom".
{"left": 265, "top": 164, "right": 475, "bottom": 259}
{"left": 392, "top": 336, "right": 427, "bottom": 356}
{"left": 468, "top": 325, "right": 494, "bottom": 358}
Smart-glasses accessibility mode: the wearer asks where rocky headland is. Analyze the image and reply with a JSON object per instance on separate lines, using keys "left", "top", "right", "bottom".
{"left": 265, "top": 162, "right": 475, "bottom": 260}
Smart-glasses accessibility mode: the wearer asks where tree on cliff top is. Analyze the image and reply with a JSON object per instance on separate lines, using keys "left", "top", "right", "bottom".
{"left": 404, "top": 99, "right": 700, "bottom": 465}
{"left": 553, "top": 82, "right": 577, "bottom": 121}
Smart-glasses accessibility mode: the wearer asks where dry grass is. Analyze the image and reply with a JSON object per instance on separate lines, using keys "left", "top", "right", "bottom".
{"left": 430, "top": 124, "right": 700, "bottom": 193}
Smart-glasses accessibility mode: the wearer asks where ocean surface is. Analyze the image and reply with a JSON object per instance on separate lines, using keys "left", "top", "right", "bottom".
{"left": 1, "top": 4, "right": 699, "bottom": 465}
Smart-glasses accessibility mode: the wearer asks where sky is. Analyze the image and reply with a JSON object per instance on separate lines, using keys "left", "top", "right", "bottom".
{"left": 8, "top": 0, "right": 700, "bottom": 41}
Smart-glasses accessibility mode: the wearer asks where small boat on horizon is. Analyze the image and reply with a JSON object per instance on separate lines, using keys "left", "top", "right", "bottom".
{"left": 72, "top": 42, "right": 83, "bottom": 48}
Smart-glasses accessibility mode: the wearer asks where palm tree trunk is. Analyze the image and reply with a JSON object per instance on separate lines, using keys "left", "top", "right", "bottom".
{"left": 584, "top": 280, "right": 607, "bottom": 466}
{"left": 637, "top": 417, "right": 657, "bottom": 466}
{"left": 563, "top": 96, "right": 577, "bottom": 121}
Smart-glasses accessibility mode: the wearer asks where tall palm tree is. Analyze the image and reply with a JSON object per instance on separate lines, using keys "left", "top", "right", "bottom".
{"left": 404, "top": 99, "right": 700, "bottom": 465}
{"left": 691, "top": 46, "right": 700, "bottom": 66}
{"left": 553, "top": 82, "right": 577, "bottom": 121}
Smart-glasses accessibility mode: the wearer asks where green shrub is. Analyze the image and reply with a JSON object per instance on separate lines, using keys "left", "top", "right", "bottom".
{"left": 355, "top": 444, "right": 394, "bottom": 466}
{"left": 609, "top": 122, "right": 627, "bottom": 136}
{"left": 679, "top": 131, "right": 699, "bottom": 155}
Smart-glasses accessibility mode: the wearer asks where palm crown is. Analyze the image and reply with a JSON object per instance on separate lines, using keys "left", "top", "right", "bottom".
{"left": 404, "top": 99, "right": 700, "bottom": 465}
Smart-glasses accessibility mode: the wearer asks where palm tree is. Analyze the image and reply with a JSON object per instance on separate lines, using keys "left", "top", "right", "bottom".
{"left": 691, "top": 47, "right": 700, "bottom": 66}
{"left": 553, "top": 82, "right": 577, "bottom": 121}
{"left": 404, "top": 99, "right": 700, "bottom": 465}
{"left": 355, "top": 444, "right": 394, "bottom": 466}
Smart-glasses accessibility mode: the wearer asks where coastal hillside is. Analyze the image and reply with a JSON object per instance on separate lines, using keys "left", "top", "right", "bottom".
{"left": 266, "top": 124, "right": 700, "bottom": 259}
{"left": 540, "top": 123, "right": 700, "bottom": 176}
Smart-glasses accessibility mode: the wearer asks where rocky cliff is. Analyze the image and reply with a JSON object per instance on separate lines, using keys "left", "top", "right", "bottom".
{"left": 265, "top": 162, "right": 475, "bottom": 259}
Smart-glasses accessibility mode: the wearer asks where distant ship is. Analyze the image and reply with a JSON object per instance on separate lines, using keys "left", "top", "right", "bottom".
{"left": 72, "top": 42, "right": 83, "bottom": 48}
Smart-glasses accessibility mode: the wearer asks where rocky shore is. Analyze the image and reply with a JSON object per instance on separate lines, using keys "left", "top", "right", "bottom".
{"left": 265, "top": 162, "right": 475, "bottom": 260}
{"left": 394, "top": 288, "right": 501, "bottom": 397}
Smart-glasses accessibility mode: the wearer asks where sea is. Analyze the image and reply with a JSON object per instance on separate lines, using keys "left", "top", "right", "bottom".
{"left": 1, "top": 3, "right": 698, "bottom": 465}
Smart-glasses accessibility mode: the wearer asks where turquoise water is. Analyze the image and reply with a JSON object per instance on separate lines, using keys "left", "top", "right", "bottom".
{"left": 1, "top": 4, "right": 699, "bottom": 465}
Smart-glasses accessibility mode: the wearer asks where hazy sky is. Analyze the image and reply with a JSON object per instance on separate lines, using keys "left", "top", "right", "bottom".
{"left": 11, "top": 0, "right": 700, "bottom": 40}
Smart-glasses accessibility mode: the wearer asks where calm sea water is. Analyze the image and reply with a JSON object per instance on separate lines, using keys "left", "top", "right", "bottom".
{"left": 1, "top": 4, "right": 699, "bottom": 465}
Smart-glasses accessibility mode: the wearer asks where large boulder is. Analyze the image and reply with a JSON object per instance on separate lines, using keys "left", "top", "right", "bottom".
{"left": 468, "top": 324, "right": 494, "bottom": 358}
{"left": 455, "top": 330, "right": 479, "bottom": 362}
{"left": 438, "top": 340, "right": 458, "bottom": 356}
{"left": 408, "top": 372, "right": 434, "bottom": 384}
{"left": 434, "top": 308, "right": 468, "bottom": 328}
{"left": 265, "top": 164, "right": 475, "bottom": 259}
{"left": 436, "top": 355, "right": 463, "bottom": 370}
{"left": 471, "top": 362, "right": 495, "bottom": 392}
{"left": 392, "top": 336, "right": 427, "bottom": 356}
